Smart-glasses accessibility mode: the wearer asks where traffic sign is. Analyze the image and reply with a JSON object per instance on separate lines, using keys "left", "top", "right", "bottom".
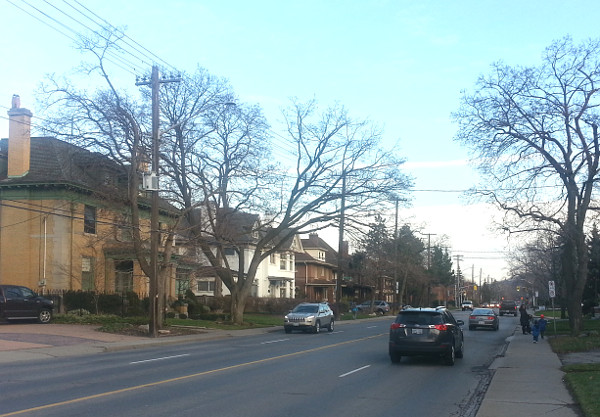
{"left": 549, "top": 280, "right": 555, "bottom": 298}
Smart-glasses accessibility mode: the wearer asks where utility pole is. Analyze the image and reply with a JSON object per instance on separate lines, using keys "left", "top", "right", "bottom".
{"left": 336, "top": 169, "right": 346, "bottom": 320}
{"left": 454, "top": 254, "right": 464, "bottom": 306}
{"left": 393, "top": 197, "right": 399, "bottom": 311}
{"left": 136, "top": 65, "right": 180, "bottom": 338}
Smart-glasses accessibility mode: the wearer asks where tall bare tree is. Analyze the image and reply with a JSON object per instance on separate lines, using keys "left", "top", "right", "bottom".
{"left": 455, "top": 37, "right": 600, "bottom": 333}
{"left": 160, "top": 92, "right": 411, "bottom": 323}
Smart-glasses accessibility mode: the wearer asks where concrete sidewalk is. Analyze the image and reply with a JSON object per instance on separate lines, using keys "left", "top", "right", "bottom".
{"left": 476, "top": 327, "right": 580, "bottom": 417}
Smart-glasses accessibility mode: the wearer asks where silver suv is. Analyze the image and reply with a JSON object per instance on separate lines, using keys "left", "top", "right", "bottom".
{"left": 284, "top": 302, "right": 335, "bottom": 334}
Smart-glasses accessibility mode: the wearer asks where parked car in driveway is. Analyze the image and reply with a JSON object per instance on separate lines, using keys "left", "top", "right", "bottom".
{"left": 388, "top": 307, "right": 465, "bottom": 366}
{"left": 356, "top": 300, "right": 390, "bottom": 315}
{"left": 0, "top": 285, "right": 54, "bottom": 323}
{"left": 468, "top": 308, "right": 499, "bottom": 331}
{"left": 284, "top": 302, "right": 334, "bottom": 334}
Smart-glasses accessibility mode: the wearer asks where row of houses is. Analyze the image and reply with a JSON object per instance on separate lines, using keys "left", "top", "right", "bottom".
{"left": 0, "top": 98, "right": 391, "bottom": 307}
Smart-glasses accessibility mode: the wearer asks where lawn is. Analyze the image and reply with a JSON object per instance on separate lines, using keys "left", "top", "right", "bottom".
{"left": 545, "top": 316, "right": 600, "bottom": 417}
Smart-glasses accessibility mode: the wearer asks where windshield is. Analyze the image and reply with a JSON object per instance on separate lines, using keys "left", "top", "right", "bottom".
{"left": 292, "top": 305, "right": 318, "bottom": 313}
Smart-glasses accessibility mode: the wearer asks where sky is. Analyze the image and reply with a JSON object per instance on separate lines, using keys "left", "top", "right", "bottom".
{"left": 1, "top": 0, "right": 599, "bottom": 282}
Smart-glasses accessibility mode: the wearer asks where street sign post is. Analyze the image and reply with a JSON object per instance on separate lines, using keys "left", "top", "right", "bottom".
{"left": 548, "top": 280, "right": 556, "bottom": 334}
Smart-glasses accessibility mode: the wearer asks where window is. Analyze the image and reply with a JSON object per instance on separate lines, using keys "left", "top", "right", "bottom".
{"left": 115, "top": 260, "right": 133, "bottom": 294}
{"left": 288, "top": 254, "right": 294, "bottom": 270}
{"left": 82, "top": 257, "right": 95, "bottom": 291}
{"left": 270, "top": 253, "right": 276, "bottom": 264}
{"left": 280, "top": 253, "right": 287, "bottom": 270}
{"left": 224, "top": 247, "right": 236, "bottom": 256}
{"left": 119, "top": 226, "right": 133, "bottom": 242}
{"left": 197, "top": 280, "right": 215, "bottom": 292}
{"left": 176, "top": 273, "right": 190, "bottom": 296}
{"left": 84, "top": 205, "right": 97, "bottom": 234}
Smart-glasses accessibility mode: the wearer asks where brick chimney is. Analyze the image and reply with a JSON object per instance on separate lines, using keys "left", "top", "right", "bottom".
{"left": 7, "top": 95, "right": 32, "bottom": 177}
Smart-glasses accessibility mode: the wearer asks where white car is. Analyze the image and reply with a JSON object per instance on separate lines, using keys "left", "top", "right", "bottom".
{"left": 461, "top": 300, "right": 474, "bottom": 311}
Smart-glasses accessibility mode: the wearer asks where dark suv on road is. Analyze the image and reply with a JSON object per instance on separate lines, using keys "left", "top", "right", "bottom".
{"left": 388, "top": 307, "right": 464, "bottom": 366}
{"left": 0, "top": 285, "right": 54, "bottom": 323}
{"left": 284, "top": 302, "right": 334, "bottom": 334}
{"left": 499, "top": 300, "right": 518, "bottom": 316}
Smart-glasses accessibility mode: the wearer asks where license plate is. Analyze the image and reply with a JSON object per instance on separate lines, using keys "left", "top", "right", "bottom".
{"left": 478, "top": 321, "right": 485, "bottom": 325}
{"left": 293, "top": 322, "right": 300, "bottom": 326}
{"left": 412, "top": 328, "right": 423, "bottom": 335}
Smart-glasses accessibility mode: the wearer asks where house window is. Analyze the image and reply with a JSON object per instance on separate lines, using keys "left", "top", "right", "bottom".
{"left": 289, "top": 254, "right": 294, "bottom": 270}
{"left": 119, "top": 226, "right": 133, "bottom": 242}
{"left": 115, "top": 260, "right": 133, "bottom": 294}
{"left": 84, "top": 205, "right": 97, "bottom": 234}
{"left": 280, "top": 253, "right": 288, "bottom": 270}
{"left": 197, "top": 280, "right": 215, "bottom": 292}
{"left": 81, "top": 257, "right": 95, "bottom": 291}
{"left": 224, "top": 247, "right": 236, "bottom": 256}
{"left": 270, "top": 253, "right": 276, "bottom": 264}
{"left": 176, "top": 272, "right": 190, "bottom": 296}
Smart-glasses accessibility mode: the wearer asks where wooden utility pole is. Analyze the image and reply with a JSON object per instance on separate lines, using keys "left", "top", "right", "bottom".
{"left": 336, "top": 170, "right": 347, "bottom": 320}
{"left": 136, "top": 65, "right": 180, "bottom": 337}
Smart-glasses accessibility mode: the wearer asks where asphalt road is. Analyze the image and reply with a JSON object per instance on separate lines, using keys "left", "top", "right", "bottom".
{"left": 0, "top": 312, "right": 517, "bottom": 417}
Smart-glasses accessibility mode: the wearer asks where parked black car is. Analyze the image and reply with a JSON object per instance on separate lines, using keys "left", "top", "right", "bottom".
{"left": 388, "top": 307, "right": 464, "bottom": 366}
{"left": 0, "top": 285, "right": 54, "bottom": 323}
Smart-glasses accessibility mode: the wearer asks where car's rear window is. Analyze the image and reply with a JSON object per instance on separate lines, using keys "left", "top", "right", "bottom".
{"left": 395, "top": 312, "right": 443, "bottom": 325}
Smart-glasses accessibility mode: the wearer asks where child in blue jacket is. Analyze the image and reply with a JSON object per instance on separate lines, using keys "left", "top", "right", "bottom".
{"left": 531, "top": 320, "right": 540, "bottom": 343}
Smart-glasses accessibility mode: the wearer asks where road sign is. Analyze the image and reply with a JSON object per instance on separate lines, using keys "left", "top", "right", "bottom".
{"left": 549, "top": 280, "right": 555, "bottom": 298}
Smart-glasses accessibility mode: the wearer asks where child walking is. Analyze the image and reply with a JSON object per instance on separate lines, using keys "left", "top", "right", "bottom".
{"left": 538, "top": 314, "right": 548, "bottom": 339}
{"left": 531, "top": 320, "right": 540, "bottom": 343}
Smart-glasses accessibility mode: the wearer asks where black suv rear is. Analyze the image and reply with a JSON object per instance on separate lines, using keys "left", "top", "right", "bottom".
{"left": 389, "top": 307, "right": 464, "bottom": 366}
{"left": 499, "top": 300, "right": 518, "bottom": 316}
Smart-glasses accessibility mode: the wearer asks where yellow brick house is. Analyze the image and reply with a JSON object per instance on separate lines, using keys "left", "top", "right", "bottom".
{"left": 0, "top": 98, "right": 190, "bottom": 300}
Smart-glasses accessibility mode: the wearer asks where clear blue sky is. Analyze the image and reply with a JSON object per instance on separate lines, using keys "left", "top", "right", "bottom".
{"left": 2, "top": 0, "right": 599, "bottom": 281}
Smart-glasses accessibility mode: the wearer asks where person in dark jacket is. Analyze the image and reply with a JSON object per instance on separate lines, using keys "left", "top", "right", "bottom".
{"left": 519, "top": 304, "right": 530, "bottom": 334}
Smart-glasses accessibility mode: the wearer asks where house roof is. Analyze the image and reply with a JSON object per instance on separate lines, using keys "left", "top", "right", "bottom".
{"left": 0, "top": 136, "right": 125, "bottom": 191}
{"left": 298, "top": 233, "right": 338, "bottom": 267}
{"left": 0, "top": 136, "right": 175, "bottom": 213}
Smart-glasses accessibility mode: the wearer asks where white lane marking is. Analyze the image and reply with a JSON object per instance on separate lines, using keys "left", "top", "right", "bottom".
{"left": 328, "top": 331, "right": 344, "bottom": 334}
{"left": 261, "top": 339, "right": 290, "bottom": 344}
{"left": 366, "top": 325, "right": 378, "bottom": 329}
{"left": 130, "top": 354, "right": 190, "bottom": 364}
{"left": 339, "top": 365, "right": 371, "bottom": 378}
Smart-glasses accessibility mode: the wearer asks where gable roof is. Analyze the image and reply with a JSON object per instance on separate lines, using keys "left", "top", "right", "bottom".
{"left": 297, "top": 233, "right": 338, "bottom": 267}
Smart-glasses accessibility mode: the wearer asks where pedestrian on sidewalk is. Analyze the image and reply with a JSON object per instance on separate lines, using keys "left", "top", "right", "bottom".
{"left": 519, "top": 304, "right": 530, "bottom": 334}
{"left": 538, "top": 314, "right": 548, "bottom": 339}
{"left": 532, "top": 319, "right": 540, "bottom": 343}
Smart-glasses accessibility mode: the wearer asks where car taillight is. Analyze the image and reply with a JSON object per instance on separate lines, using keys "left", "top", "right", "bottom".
{"left": 390, "top": 323, "right": 406, "bottom": 330}
{"left": 488, "top": 316, "right": 495, "bottom": 320}
{"left": 469, "top": 315, "right": 475, "bottom": 319}
{"left": 434, "top": 324, "right": 448, "bottom": 331}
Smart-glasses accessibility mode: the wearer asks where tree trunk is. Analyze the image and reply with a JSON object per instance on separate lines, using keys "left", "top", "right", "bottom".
{"left": 230, "top": 288, "right": 247, "bottom": 325}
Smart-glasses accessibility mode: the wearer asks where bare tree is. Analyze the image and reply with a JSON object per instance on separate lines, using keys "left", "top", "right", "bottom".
{"left": 455, "top": 37, "right": 600, "bottom": 333}
{"left": 39, "top": 31, "right": 177, "bottom": 336}
{"left": 165, "top": 96, "right": 411, "bottom": 324}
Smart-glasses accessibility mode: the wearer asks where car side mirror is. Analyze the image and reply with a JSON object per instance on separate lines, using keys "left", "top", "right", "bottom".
{"left": 456, "top": 320, "right": 465, "bottom": 326}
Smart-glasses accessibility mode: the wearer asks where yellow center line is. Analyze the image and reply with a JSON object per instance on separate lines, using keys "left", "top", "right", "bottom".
{"left": 1, "top": 333, "right": 386, "bottom": 416}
